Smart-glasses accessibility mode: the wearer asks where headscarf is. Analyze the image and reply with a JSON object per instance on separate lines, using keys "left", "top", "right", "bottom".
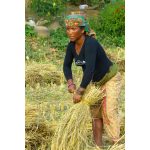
{"left": 65, "top": 15, "right": 89, "bottom": 32}
{"left": 65, "top": 11, "right": 96, "bottom": 39}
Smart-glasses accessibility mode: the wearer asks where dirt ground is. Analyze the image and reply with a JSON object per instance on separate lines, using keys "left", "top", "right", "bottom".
{"left": 25, "top": 5, "right": 101, "bottom": 20}
{"left": 64, "top": 6, "right": 100, "bottom": 18}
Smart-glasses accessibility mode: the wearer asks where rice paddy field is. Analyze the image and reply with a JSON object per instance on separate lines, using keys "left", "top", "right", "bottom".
{"left": 25, "top": 36, "right": 125, "bottom": 150}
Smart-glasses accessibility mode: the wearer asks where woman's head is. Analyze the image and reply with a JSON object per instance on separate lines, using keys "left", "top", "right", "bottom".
{"left": 65, "top": 14, "right": 89, "bottom": 31}
{"left": 65, "top": 13, "right": 89, "bottom": 42}
{"left": 65, "top": 11, "right": 96, "bottom": 41}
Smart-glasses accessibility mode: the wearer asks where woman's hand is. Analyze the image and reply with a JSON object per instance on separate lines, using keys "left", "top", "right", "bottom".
{"left": 68, "top": 84, "right": 76, "bottom": 93}
{"left": 73, "top": 93, "right": 82, "bottom": 103}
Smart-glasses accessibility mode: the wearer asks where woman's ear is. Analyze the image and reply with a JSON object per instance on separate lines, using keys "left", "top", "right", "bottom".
{"left": 82, "top": 29, "right": 85, "bottom": 34}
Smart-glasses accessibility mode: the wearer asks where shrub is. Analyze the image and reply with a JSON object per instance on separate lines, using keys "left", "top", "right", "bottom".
{"left": 98, "top": 0, "right": 125, "bottom": 37}
{"left": 87, "top": 0, "right": 125, "bottom": 48}
{"left": 29, "top": 0, "right": 66, "bottom": 19}
{"left": 66, "top": 0, "right": 111, "bottom": 5}
{"left": 25, "top": 24, "right": 37, "bottom": 37}
{"left": 50, "top": 25, "right": 69, "bottom": 51}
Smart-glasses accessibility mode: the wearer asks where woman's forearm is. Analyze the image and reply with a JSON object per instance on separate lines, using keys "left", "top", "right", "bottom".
{"left": 67, "top": 79, "right": 73, "bottom": 85}
{"left": 79, "top": 87, "right": 85, "bottom": 91}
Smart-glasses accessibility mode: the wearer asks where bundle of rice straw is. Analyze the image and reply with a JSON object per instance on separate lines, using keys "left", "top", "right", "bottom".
{"left": 51, "top": 83, "right": 105, "bottom": 150}
{"left": 25, "top": 63, "right": 63, "bottom": 86}
{"left": 25, "top": 102, "right": 57, "bottom": 150}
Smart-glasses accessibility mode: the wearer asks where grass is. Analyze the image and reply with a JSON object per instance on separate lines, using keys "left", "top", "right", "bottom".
{"left": 25, "top": 33, "right": 125, "bottom": 149}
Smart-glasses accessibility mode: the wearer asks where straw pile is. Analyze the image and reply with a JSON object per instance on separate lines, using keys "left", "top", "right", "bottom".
{"left": 25, "top": 102, "right": 57, "bottom": 150}
{"left": 25, "top": 63, "right": 63, "bottom": 87}
{"left": 105, "top": 48, "right": 125, "bottom": 72}
{"left": 51, "top": 83, "right": 105, "bottom": 150}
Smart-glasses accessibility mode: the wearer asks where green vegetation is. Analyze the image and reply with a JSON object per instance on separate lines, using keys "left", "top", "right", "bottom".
{"left": 27, "top": 0, "right": 125, "bottom": 49}
{"left": 29, "top": 0, "right": 66, "bottom": 19}
{"left": 50, "top": 26, "right": 69, "bottom": 51}
{"left": 67, "top": 0, "right": 111, "bottom": 5}
{"left": 25, "top": 24, "right": 37, "bottom": 36}
{"left": 88, "top": 0, "right": 125, "bottom": 48}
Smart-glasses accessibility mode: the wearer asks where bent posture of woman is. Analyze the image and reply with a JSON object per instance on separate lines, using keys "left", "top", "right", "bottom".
{"left": 63, "top": 11, "right": 121, "bottom": 148}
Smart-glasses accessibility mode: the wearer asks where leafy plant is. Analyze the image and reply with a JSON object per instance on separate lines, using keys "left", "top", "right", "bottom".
{"left": 50, "top": 25, "right": 69, "bottom": 51}
{"left": 29, "top": 0, "right": 66, "bottom": 19}
{"left": 98, "top": 0, "right": 125, "bottom": 37}
{"left": 68, "top": 0, "right": 80, "bottom": 5}
{"left": 87, "top": 17, "right": 101, "bottom": 32}
{"left": 87, "top": 0, "right": 125, "bottom": 48}
{"left": 66, "top": 0, "right": 111, "bottom": 6}
{"left": 25, "top": 24, "right": 37, "bottom": 36}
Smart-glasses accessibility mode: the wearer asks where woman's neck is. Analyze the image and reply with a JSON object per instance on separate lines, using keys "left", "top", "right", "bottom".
{"left": 75, "top": 34, "right": 85, "bottom": 46}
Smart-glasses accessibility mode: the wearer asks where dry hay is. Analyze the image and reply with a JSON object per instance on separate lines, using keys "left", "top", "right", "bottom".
{"left": 25, "top": 48, "right": 125, "bottom": 149}
{"left": 109, "top": 143, "right": 125, "bottom": 150}
{"left": 105, "top": 48, "right": 125, "bottom": 72}
{"left": 25, "top": 89, "right": 125, "bottom": 150}
{"left": 25, "top": 102, "right": 57, "bottom": 150}
{"left": 120, "top": 72, "right": 125, "bottom": 88}
{"left": 107, "top": 134, "right": 125, "bottom": 150}
{"left": 25, "top": 63, "right": 63, "bottom": 87}
{"left": 120, "top": 112, "right": 125, "bottom": 137}
{"left": 51, "top": 83, "right": 106, "bottom": 150}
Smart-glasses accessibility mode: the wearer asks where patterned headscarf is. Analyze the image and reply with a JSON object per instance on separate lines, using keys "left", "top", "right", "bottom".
{"left": 65, "top": 15, "right": 89, "bottom": 32}
{"left": 65, "top": 11, "right": 96, "bottom": 39}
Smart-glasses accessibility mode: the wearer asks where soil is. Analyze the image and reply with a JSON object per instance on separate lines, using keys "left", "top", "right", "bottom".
{"left": 25, "top": 5, "right": 101, "bottom": 21}
{"left": 64, "top": 6, "right": 101, "bottom": 18}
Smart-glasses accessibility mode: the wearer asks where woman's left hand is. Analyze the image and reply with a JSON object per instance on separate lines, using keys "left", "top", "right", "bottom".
{"left": 73, "top": 93, "right": 82, "bottom": 103}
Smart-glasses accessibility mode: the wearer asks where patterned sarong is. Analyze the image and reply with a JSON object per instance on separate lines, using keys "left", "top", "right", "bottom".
{"left": 90, "top": 72, "right": 121, "bottom": 140}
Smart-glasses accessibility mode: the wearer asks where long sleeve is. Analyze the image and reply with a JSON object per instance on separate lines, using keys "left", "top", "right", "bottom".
{"left": 63, "top": 43, "right": 74, "bottom": 81}
{"left": 80, "top": 41, "right": 97, "bottom": 89}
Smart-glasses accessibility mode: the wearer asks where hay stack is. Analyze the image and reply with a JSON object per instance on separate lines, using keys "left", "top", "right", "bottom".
{"left": 51, "top": 83, "right": 105, "bottom": 150}
{"left": 105, "top": 48, "right": 125, "bottom": 72}
{"left": 25, "top": 63, "right": 63, "bottom": 86}
{"left": 25, "top": 102, "right": 57, "bottom": 150}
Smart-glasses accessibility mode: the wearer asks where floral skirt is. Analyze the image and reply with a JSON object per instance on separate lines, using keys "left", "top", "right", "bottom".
{"left": 90, "top": 72, "right": 121, "bottom": 140}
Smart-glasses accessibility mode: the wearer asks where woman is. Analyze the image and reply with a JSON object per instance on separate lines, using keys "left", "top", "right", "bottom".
{"left": 63, "top": 11, "right": 121, "bottom": 148}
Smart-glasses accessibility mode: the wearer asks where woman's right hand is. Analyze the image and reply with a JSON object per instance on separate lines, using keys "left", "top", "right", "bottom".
{"left": 68, "top": 84, "right": 76, "bottom": 93}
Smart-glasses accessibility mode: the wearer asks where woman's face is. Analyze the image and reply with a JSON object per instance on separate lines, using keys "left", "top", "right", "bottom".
{"left": 66, "top": 26, "right": 84, "bottom": 42}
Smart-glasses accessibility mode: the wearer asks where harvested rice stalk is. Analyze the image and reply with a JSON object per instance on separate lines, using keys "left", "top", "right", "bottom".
{"left": 51, "top": 83, "right": 105, "bottom": 150}
{"left": 25, "top": 102, "right": 58, "bottom": 150}
{"left": 107, "top": 134, "right": 125, "bottom": 150}
{"left": 25, "top": 63, "right": 63, "bottom": 86}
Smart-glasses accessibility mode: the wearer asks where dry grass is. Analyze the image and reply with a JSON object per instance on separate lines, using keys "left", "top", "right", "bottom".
{"left": 51, "top": 83, "right": 105, "bottom": 150}
{"left": 25, "top": 47, "right": 125, "bottom": 150}
{"left": 107, "top": 135, "right": 125, "bottom": 150}
{"left": 119, "top": 111, "right": 125, "bottom": 137}
{"left": 25, "top": 63, "right": 64, "bottom": 87}
{"left": 25, "top": 88, "right": 125, "bottom": 150}
{"left": 25, "top": 102, "right": 58, "bottom": 150}
{"left": 105, "top": 48, "right": 125, "bottom": 72}
{"left": 25, "top": 77, "right": 125, "bottom": 150}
